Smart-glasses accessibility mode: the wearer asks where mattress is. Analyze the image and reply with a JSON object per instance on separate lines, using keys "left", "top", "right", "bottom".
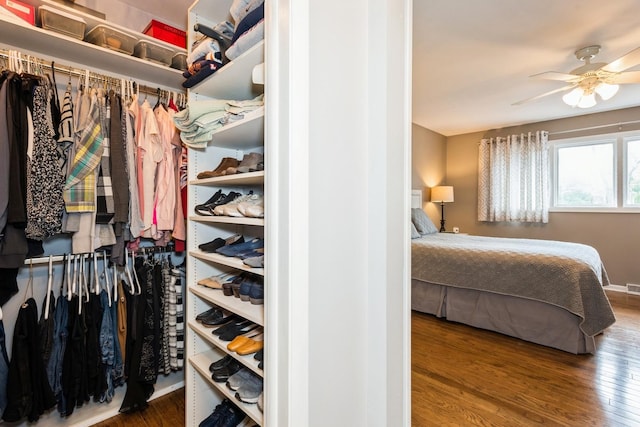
{"left": 411, "top": 233, "right": 616, "bottom": 354}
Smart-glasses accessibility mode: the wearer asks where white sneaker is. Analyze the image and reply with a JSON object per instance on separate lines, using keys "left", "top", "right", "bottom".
{"left": 236, "top": 194, "right": 264, "bottom": 217}
{"left": 213, "top": 193, "right": 251, "bottom": 216}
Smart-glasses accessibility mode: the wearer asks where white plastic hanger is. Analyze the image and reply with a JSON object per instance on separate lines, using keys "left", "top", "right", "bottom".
{"left": 22, "top": 258, "right": 34, "bottom": 309}
{"left": 93, "top": 252, "right": 100, "bottom": 295}
{"left": 127, "top": 249, "right": 142, "bottom": 295}
{"left": 44, "top": 255, "right": 53, "bottom": 320}
{"left": 112, "top": 260, "right": 119, "bottom": 304}
{"left": 82, "top": 254, "right": 90, "bottom": 303}
{"left": 101, "top": 251, "right": 112, "bottom": 307}
{"left": 67, "top": 254, "right": 74, "bottom": 301}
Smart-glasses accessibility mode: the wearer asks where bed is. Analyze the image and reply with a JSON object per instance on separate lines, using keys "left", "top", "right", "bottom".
{"left": 410, "top": 192, "right": 616, "bottom": 354}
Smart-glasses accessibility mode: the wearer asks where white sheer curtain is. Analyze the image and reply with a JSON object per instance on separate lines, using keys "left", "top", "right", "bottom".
{"left": 478, "top": 131, "right": 550, "bottom": 223}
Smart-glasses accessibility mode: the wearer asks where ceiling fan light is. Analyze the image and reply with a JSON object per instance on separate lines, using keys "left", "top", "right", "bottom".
{"left": 577, "top": 92, "right": 597, "bottom": 108}
{"left": 562, "top": 88, "right": 583, "bottom": 106}
{"left": 595, "top": 83, "right": 619, "bottom": 100}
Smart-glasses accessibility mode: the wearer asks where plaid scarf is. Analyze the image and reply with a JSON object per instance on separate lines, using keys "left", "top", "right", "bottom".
{"left": 63, "top": 94, "right": 104, "bottom": 212}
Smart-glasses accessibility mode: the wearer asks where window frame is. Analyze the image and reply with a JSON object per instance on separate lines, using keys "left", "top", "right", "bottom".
{"left": 550, "top": 130, "right": 640, "bottom": 213}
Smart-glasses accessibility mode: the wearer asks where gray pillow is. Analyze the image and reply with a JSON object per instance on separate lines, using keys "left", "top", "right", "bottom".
{"left": 411, "top": 222, "right": 421, "bottom": 239}
{"left": 411, "top": 208, "right": 438, "bottom": 235}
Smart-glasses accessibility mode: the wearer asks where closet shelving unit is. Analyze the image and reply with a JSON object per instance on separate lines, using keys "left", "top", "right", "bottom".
{"left": 0, "top": 4, "right": 187, "bottom": 427}
{"left": 0, "top": 0, "right": 186, "bottom": 88}
{"left": 185, "top": 0, "right": 266, "bottom": 426}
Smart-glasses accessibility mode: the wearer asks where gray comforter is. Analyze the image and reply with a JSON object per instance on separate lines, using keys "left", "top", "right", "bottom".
{"left": 411, "top": 233, "right": 616, "bottom": 336}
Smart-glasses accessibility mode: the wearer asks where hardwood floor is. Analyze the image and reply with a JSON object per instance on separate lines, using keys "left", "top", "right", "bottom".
{"left": 92, "top": 389, "right": 185, "bottom": 427}
{"left": 95, "top": 291, "right": 639, "bottom": 426}
{"left": 412, "top": 290, "right": 640, "bottom": 426}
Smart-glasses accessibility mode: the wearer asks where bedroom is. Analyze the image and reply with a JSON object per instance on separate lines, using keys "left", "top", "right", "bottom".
{"left": 411, "top": 0, "right": 640, "bottom": 425}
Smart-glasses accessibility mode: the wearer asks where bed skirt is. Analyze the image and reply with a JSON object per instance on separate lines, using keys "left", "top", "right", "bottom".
{"left": 411, "top": 279, "right": 595, "bottom": 354}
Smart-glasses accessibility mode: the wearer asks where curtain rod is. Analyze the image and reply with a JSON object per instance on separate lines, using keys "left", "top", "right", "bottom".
{"left": 548, "top": 119, "right": 640, "bottom": 136}
{"left": 0, "top": 49, "right": 184, "bottom": 97}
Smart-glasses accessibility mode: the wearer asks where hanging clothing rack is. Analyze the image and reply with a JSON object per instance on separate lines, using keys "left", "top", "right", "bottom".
{"left": 22, "top": 243, "right": 177, "bottom": 266}
{"left": 0, "top": 48, "right": 184, "bottom": 98}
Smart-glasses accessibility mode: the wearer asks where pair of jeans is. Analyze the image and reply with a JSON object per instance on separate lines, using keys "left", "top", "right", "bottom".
{"left": 99, "top": 290, "right": 116, "bottom": 403}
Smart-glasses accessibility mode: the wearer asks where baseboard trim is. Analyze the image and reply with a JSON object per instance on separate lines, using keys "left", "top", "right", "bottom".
{"left": 606, "top": 284, "right": 629, "bottom": 293}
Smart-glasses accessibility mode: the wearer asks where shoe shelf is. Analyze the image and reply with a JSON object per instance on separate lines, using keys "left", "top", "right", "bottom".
{"left": 190, "top": 250, "right": 265, "bottom": 276}
{"left": 189, "top": 284, "right": 264, "bottom": 326}
{"left": 190, "top": 170, "right": 265, "bottom": 187}
{"left": 190, "top": 351, "right": 263, "bottom": 426}
{"left": 189, "top": 319, "right": 263, "bottom": 376}
{"left": 206, "top": 107, "right": 265, "bottom": 150}
{"left": 190, "top": 41, "right": 265, "bottom": 100}
{"left": 190, "top": 215, "right": 265, "bottom": 227}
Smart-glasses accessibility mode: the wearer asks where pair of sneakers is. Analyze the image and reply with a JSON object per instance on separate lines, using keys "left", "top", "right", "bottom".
{"left": 197, "top": 398, "right": 245, "bottom": 427}
{"left": 227, "top": 368, "right": 263, "bottom": 404}
{"left": 213, "top": 192, "right": 264, "bottom": 218}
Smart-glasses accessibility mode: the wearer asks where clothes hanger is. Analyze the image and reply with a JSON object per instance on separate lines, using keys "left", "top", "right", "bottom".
{"left": 112, "top": 257, "right": 119, "bottom": 304}
{"left": 101, "top": 251, "right": 112, "bottom": 307}
{"left": 59, "top": 254, "right": 68, "bottom": 299}
{"left": 93, "top": 252, "right": 100, "bottom": 295}
{"left": 44, "top": 255, "right": 54, "bottom": 320}
{"left": 131, "top": 249, "right": 142, "bottom": 295}
{"left": 22, "top": 258, "right": 34, "bottom": 308}
{"left": 82, "top": 254, "right": 90, "bottom": 303}
{"left": 67, "top": 253, "right": 75, "bottom": 301}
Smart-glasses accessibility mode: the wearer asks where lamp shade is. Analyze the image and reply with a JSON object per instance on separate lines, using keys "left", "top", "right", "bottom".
{"left": 430, "top": 186, "right": 454, "bottom": 203}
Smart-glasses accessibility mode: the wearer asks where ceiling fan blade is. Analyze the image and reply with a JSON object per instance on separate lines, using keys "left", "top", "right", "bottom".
{"left": 512, "top": 84, "right": 577, "bottom": 106}
{"left": 530, "top": 71, "right": 580, "bottom": 82}
{"left": 610, "top": 70, "right": 640, "bottom": 84}
{"left": 602, "top": 47, "right": 640, "bottom": 73}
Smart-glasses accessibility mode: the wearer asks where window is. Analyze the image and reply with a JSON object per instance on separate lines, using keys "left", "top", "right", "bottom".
{"left": 552, "top": 131, "right": 640, "bottom": 211}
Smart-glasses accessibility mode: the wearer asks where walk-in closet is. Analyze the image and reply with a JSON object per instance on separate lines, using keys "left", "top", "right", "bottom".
{"left": 0, "top": 0, "right": 411, "bottom": 426}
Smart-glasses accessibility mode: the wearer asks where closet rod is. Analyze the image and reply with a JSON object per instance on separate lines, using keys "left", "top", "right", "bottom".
{"left": 0, "top": 50, "right": 183, "bottom": 97}
{"left": 23, "top": 243, "right": 177, "bottom": 266}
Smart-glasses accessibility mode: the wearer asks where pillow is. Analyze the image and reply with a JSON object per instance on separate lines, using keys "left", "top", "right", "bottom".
{"left": 411, "top": 222, "right": 421, "bottom": 239}
{"left": 411, "top": 208, "right": 438, "bottom": 235}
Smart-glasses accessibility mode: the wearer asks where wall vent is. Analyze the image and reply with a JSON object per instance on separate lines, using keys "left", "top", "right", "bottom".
{"left": 627, "top": 283, "right": 640, "bottom": 295}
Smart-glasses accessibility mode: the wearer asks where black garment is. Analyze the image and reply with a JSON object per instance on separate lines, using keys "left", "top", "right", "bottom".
{"left": 0, "top": 267, "right": 19, "bottom": 306}
{"left": 61, "top": 295, "right": 88, "bottom": 417}
{"left": 39, "top": 291, "right": 56, "bottom": 368}
{"left": 3, "top": 298, "right": 56, "bottom": 422}
{"left": 119, "top": 285, "right": 152, "bottom": 413}
{"left": 85, "top": 293, "right": 106, "bottom": 401}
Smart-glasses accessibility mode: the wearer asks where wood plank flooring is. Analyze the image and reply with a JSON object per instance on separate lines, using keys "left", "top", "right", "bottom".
{"left": 96, "top": 290, "right": 639, "bottom": 426}
{"left": 412, "top": 290, "right": 640, "bottom": 426}
{"left": 92, "top": 389, "right": 185, "bottom": 427}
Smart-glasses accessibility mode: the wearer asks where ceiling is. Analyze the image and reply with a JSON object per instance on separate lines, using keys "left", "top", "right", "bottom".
{"left": 130, "top": 0, "right": 640, "bottom": 137}
{"left": 413, "top": 0, "right": 640, "bottom": 136}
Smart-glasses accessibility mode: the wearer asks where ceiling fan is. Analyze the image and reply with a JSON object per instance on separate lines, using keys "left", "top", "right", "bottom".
{"left": 514, "top": 45, "right": 640, "bottom": 108}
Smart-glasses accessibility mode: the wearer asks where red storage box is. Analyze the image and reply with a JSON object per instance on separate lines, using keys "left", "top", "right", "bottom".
{"left": 1, "top": 0, "right": 35, "bottom": 25}
{"left": 143, "top": 19, "right": 186, "bottom": 49}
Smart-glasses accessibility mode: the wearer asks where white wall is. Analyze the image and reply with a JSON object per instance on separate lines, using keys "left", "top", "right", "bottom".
{"left": 266, "top": 0, "right": 411, "bottom": 425}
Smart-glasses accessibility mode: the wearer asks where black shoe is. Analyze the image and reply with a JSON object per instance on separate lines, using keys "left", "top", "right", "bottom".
{"left": 196, "top": 306, "right": 221, "bottom": 322}
{"left": 216, "top": 402, "right": 246, "bottom": 427}
{"left": 209, "top": 354, "right": 233, "bottom": 372}
{"left": 219, "top": 322, "right": 260, "bottom": 342}
{"left": 209, "top": 191, "right": 242, "bottom": 215}
{"left": 212, "top": 318, "right": 251, "bottom": 336}
{"left": 211, "top": 359, "right": 242, "bottom": 383}
{"left": 253, "top": 349, "right": 263, "bottom": 361}
{"left": 201, "top": 311, "right": 238, "bottom": 327}
{"left": 199, "top": 234, "right": 245, "bottom": 253}
{"left": 194, "top": 190, "right": 225, "bottom": 216}
{"left": 198, "top": 398, "right": 234, "bottom": 427}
